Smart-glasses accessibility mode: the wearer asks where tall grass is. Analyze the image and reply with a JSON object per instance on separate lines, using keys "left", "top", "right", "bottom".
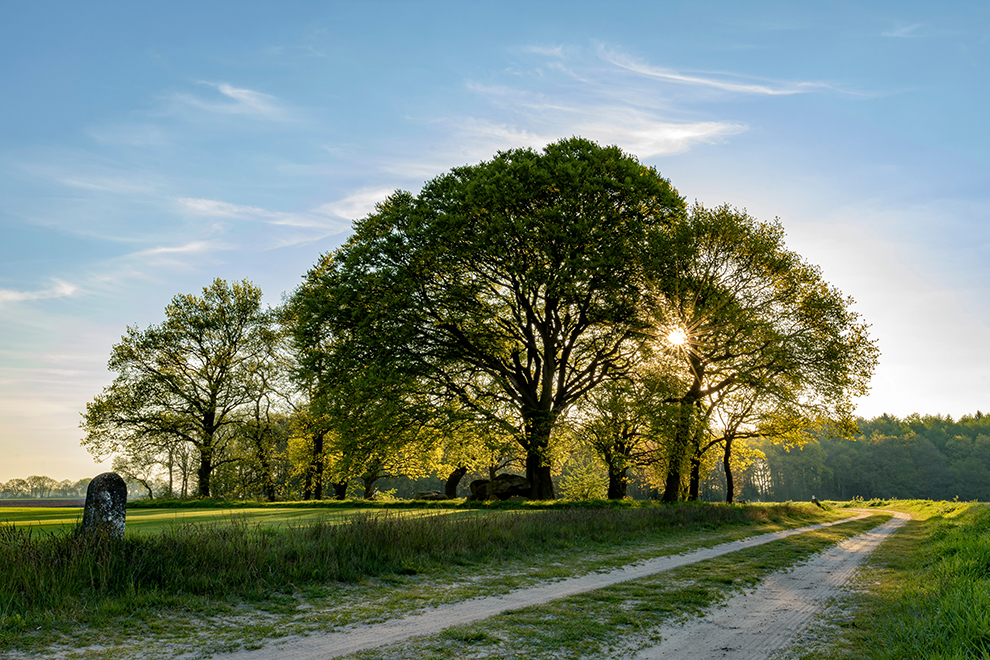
{"left": 0, "top": 502, "right": 815, "bottom": 638}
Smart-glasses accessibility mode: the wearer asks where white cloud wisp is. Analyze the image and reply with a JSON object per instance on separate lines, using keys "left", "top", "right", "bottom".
{"left": 0, "top": 280, "right": 79, "bottom": 306}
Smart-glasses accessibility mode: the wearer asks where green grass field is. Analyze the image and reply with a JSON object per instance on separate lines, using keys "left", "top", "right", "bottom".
{"left": 0, "top": 503, "right": 473, "bottom": 535}
{"left": 1, "top": 500, "right": 834, "bottom": 656}
{"left": 6, "top": 499, "right": 987, "bottom": 660}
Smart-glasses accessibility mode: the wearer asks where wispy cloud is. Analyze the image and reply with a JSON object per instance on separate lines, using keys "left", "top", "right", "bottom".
{"left": 313, "top": 187, "right": 397, "bottom": 220}
{"left": 0, "top": 280, "right": 79, "bottom": 306}
{"left": 578, "top": 113, "right": 746, "bottom": 157}
{"left": 178, "top": 197, "right": 309, "bottom": 227}
{"left": 168, "top": 82, "right": 293, "bottom": 121}
{"left": 175, "top": 192, "right": 386, "bottom": 247}
{"left": 178, "top": 198, "right": 273, "bottom": 219}
{"left": 882, "top": 24, "right": 922, "bottom": 38}
{"left": 56, "top": 175, "right": 159, "bottom": 194}
{"left": 601, "top": 48, "right": 834, "bottom": 96}
{"left": 522, "top": 44, "right": 566, "bottom": 58}
{"left": 134, "top": 240, "right": 225, "bottom": 257}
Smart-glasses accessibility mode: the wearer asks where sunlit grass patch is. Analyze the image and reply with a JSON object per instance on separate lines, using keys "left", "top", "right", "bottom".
{"left": 0, "top": 502, "right": 477, "bottom": 536}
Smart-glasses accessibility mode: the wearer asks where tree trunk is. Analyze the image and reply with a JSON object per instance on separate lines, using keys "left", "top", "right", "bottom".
{"left": 663, "top": 388, "right": 702, "bottom": 502}
{"left": 313, "top": 430, "right": 325, "bottom": 500}
{"left": 525, "top": 452, "right": 555, "bottom": 499}
{"left": 198, "top": 411, "right": 217, "bottom": 498}
{"left": 523, "top": 411, "right": 555, "bottom": 500}
{"left": 332, "top": 481, "right": 347, "bottom": 500}
{"left": 257, "top": 441, "right": 276, "bottom": 502}
{"left": 445, "top": 466, "right": 468, "bottom": 498}
{"left": 197, "top": 445, "right": 212, "bottom": 498}
{"left": 607, "top": 465, "right": 628, "bottom": 499}
{"left": 661, "top": 470, "right": 681, "bottom": 503}
{"left": 362, "top": 476, "right": 379, "bottom": 500}
{"left": 724, "top": 437, "right": 735, "bottom": 504}
{"left": 687, "top": 450, "right": 702, "bottom": 501}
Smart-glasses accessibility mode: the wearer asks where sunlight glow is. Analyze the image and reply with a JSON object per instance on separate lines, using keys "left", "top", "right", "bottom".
{"left": 667, "top": 328, "right": 688, "bottom": 346}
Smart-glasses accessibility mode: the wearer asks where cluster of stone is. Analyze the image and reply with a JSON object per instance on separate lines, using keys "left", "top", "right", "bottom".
{"left": 466, "top": 474, "right": 530, "bottom": 501}
{"left": 413, "top": 490, "right": 449, "bottom": 500}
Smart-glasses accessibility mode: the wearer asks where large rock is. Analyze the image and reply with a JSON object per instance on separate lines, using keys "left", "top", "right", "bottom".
{"left": 81, "top": 472, "right": 127, "bottom": 538}
{"left": 485, "top": 474, "right": 530, "bottom": 501}
{"left": 467, "top": 479, "right": 490, "bottom": 501}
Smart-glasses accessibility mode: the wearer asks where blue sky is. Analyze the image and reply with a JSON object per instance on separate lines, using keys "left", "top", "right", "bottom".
{"left": 2, "top": 2, "right": 988, "bottom": 481}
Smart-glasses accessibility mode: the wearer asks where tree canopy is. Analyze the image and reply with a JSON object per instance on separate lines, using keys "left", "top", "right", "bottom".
{"left": 78, "top": 139, "right": 882, "bottom": 503}
{"left": 81, "top": 278, "right": 277, "bottom": 497}
{"left": 290, "top": 138, "right": 686, "bottom": 499}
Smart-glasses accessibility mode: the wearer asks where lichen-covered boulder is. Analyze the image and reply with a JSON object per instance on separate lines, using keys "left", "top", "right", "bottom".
{"left": 81, "top": 472, "right": 127, "bottom": 538}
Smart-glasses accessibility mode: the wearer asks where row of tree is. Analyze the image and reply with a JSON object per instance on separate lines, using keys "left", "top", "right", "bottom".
{"left": 727, "top": 412, "right": 990, "bottom": 502}
{"left": 80, "top": 138, "right": 879, "bottom": 502}
{"left": 0, "top": 476, "right": 91, "bottom": 499}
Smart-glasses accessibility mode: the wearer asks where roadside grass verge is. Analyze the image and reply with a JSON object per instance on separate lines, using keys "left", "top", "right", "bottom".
{"left": 0, "top": 502, "right": 841, "bottom": 654}
{"left": 346, "top": 514, "right": 892, "bottom": 660}
{"left": 796, "top": 500, "right": 988, "bottom": 660}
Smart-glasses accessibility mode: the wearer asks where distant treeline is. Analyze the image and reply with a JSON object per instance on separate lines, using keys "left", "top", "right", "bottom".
{"left": 0, "top": 476, "right": 91, "bottom": 499}
{"left": 719, "top": 412, "right": 990, "bottom": 502}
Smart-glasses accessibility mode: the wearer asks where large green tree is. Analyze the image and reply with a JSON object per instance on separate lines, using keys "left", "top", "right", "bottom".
{"left": 653, "top": 204, "right": 878, "bottom": 501}
{"left": 292, "top": 138, "right": 685, "bottom": 499}
{"left": 81, "top": 278, "right": 277, "bottom": 497}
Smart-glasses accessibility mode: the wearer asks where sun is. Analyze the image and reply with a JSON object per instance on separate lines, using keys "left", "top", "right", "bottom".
{"left": 667, "top": 329, "right": 688, "bottom": 346}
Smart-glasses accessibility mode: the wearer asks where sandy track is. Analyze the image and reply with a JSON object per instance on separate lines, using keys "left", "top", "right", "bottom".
{"left": 218, "top": 510, "right": 882, "bottom": 660}
{"left": 634, "top": 510, "right": 909, "bottom": 660}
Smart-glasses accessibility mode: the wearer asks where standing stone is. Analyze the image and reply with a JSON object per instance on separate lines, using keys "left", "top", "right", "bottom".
{"left": 81, "top": 472, "right": 127, "bottom": 538}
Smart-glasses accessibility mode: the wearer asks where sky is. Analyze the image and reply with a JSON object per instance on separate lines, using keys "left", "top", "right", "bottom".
{"left": 1, "top": 1, "right": 988, "bottom": 482}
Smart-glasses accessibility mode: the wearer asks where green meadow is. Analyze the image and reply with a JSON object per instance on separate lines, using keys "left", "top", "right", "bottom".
{"left": 3, "top": 500, "right": 989, "bottom": 659}
{"left": 0, "top": 502, "right": 471, "bottom": 535}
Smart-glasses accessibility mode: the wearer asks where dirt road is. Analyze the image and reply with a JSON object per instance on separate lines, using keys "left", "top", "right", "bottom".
{"left": 219, "top": 510, "right": 901, "bottom": 660}
{"left": 634, "top": 510, "right": 909, "bottom": 659}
